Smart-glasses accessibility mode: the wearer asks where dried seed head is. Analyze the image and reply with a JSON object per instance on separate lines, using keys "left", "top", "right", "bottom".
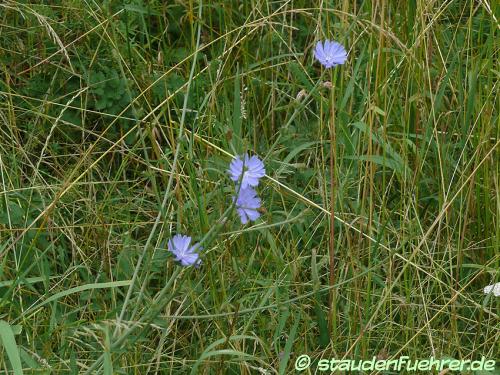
{"left": 322, "top": 81, "right": 333, "bottom": 89}
{"left": 296, "top": 89, "right": 307, "bottom": 101}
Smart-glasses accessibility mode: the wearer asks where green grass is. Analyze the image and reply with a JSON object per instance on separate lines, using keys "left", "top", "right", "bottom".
{"left": 0, "top": 0, "right": 498, "bottom": 374}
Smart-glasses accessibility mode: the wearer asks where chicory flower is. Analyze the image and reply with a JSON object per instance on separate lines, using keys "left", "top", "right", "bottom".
{"left": 314, "top": 40, "right": 347, "bottom": 68}
{"left": 167, "top": 234, "right": 201, "bottom": 267}
{"left": 234, "top": 186, "right": 262, "bottom": 224}
{"left": 228, "top": 153, "right": 265, "bottom": 189}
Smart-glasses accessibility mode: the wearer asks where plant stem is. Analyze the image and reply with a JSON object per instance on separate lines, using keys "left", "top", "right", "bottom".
{"left": 328, "top": 74, "right": 337, "bottom": 337}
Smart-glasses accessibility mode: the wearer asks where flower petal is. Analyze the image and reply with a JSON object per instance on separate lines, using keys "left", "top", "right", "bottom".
{"left": 237, "top": 208, "right": 249, "bottom": 224}
{"left": 314, "top": 41, "right": 326, "bottom": 62}
{"left": 179, "top": 252, "right": 199, "bottom": 267}
{"left": 314, "top": 40, "right": 347, "bottom": 68}
{"left": 245, "top": 208, "right": 260, "bottom": 221}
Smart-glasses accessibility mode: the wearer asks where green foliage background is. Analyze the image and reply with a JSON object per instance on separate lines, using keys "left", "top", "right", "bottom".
{"left": 0, "top": 0, "right": 498, "bottom": 373}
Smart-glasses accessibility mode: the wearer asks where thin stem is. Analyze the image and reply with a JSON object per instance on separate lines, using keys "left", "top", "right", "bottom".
{"left": 113, "top": 0, "right": 203, "bottom": 337}
{"left": 328, "top": 73, "right": 337, "bottom": 335}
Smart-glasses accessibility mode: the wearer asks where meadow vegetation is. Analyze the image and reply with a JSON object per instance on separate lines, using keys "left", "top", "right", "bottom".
{"left": 0, "top": 0, "right": 498, "bottom": 373}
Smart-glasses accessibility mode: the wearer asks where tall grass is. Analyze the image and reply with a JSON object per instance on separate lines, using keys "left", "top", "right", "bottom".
{"left": 0, "top": 0, "right": 498, "bottom": 373}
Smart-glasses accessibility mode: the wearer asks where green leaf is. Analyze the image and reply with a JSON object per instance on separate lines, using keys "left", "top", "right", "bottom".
{"left": 289, "top": 61, "right": 313, "bottom": 92}
{"left": 22, "top": 280, "right": 132, "bottom": 316}
{"left": 124, "top": 3, "right": 161, "bottom": 16}
{"left": 232, "top": 68, "right": 243, "bottom": 154}
{"left": 279, "top": 312, "right": 300, "bottom": 374}
{"left": 19, "top": 348, "right": 41, "bottom": 370}
{"left": 345, "top": 155, "right": 404, "bottom": 174}
{"left": 0, "top": 320, "right": 23, "bottom": 375}
{"left": 103, "top": 325, "right": 113, "bottom": 375}
{"left": 190, "top": 335, "right": 259, "bottom": 375}
{"left": 313, "top": 296, "right": 329, "bottom": 348}
{"left": 350, "top": 121, "right": 409, "bottom": 176}
{"left": 283, "top": 141, "right": 319, "bottom": 164}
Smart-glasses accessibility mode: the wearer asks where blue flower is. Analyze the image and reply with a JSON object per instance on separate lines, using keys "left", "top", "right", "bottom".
{"left": 167, "top": 234, "right": 201, "bottom": 267}
{"left": 228, "top": 153, "right": 265, "bottom": 189}
{"left": 314, "top": 40, "right": 347, "bottom": 68}
{"left": 234, "top": 186, "right": 261, "bottom": 224}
